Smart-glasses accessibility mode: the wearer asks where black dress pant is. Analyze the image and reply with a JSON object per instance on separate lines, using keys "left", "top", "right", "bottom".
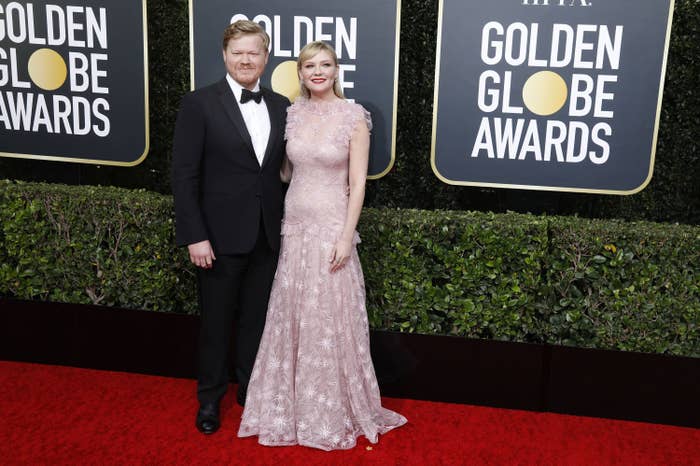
{"left": 196, "top": 222, "right": 278, "bottom": 405}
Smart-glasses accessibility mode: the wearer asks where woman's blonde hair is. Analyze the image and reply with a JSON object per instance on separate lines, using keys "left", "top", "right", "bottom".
{"left": 297, "top": 41, "right": 344, "bottom": 99}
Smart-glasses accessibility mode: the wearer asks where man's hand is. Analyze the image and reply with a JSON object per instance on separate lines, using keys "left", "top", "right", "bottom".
{"left": 188, "top": 240, "right": 216, "bottom": 269}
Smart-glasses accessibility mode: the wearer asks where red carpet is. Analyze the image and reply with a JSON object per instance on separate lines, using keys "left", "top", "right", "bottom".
{"left": 1, "top": 361, "right": 698, "bottom": 465}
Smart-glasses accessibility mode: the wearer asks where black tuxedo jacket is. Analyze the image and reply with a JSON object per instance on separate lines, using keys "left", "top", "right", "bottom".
{"left": 171, "top": 78, "right": 290, "bottom": 254}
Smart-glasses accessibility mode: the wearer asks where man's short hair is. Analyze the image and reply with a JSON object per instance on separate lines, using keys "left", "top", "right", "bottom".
{"left": 222, "top": 20, "right": 270, "bottom": 51}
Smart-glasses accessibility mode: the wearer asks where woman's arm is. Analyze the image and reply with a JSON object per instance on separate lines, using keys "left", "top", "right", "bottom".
{"left": 280, "top": 154, "right": 293, "bottom": 183}
{"left": 330, "top": 117, "right": 369, "bottom": 272}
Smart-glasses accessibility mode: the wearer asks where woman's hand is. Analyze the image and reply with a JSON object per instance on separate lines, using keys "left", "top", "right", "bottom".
{"left": 329, "top": 239, "right": 352, "bottom": 273}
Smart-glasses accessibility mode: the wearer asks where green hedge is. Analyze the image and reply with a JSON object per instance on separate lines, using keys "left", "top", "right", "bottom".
{"left": 0, "top": 181, "right": 194, "bottom": 312}
{"left": 1, "top": 181, "right": 698, "bottom": 357}
{"left": 543, "top": 218, "right": 699, "bottom": 354}
{"left": 361, "top": 209, "right": 549, "bottom": 340}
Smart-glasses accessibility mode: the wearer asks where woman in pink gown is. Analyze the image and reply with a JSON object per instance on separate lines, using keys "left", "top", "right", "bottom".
{"left": 238, "top": 41, "right": 406, "bottom": 451}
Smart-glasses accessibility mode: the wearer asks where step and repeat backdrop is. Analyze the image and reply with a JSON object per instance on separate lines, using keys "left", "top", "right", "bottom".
{"left": 431, "top": 0, "right": 674, "bottom": 194}
{"left": 0, "top": 0, "right": 674, "bottom": 189}
{"left": 0, "top": 0, "right": 149, "bottom": 165}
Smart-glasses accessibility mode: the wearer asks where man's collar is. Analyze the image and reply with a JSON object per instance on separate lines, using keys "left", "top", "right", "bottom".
{"left": 225, "top": 74, "right": 261, "bottom": 100}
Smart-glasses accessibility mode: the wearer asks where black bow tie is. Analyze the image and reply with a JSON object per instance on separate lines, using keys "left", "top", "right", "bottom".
{"left": 240, "top": 88, "right": 263, "bottom": 104}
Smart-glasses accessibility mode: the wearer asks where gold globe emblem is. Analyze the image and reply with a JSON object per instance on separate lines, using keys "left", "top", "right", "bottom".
{"left": 28, "top": 48, "right": 68, "bottom": 91}
{"left": 522, "top": 71, "right": 568, "bottom": 116}
{"left": 271, "top": 60, "right": 300, "bottom": 102}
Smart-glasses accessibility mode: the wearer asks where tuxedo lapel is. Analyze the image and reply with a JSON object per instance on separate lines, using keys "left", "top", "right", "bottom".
{"left": 216, "top": 79, "right": 257, "bottom": 163}
{"left": 260, "top": 88, "right": 282, "bottom": 170}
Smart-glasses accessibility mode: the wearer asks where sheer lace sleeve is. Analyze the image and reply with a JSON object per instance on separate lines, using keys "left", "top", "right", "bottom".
{"left": 336, "top": 103, "right": 371, "bottom": 146}
{"left": 284, "top": 102, "right": 301, "bottom": 141}
{"left": 352, "top": 103, "right": 372, "bottom": 132}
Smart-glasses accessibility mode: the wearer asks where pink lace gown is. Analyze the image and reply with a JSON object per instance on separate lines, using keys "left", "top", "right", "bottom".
{"left": 237, "top": 97, "right": 407, "bottom": 450}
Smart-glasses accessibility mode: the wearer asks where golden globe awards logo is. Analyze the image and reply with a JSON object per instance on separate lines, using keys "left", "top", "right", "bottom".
{"left": 0, "top": 0, "right": 148, "bottom": 166}
{"left": 471, "top": 22, "right": 622, "bottom": 165}
{"left": 0, "top": 3, "right": 110, "bottom": 136}
{"left": 432, "top": 0, "right": 674, "bottom": 193}
{"left": 191, "top": 0, "right": 400, "bottom": 178}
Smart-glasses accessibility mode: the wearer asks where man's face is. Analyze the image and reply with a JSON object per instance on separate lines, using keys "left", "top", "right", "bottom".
{"left": 222, "top": 34, "right": 269, "bottom": 90}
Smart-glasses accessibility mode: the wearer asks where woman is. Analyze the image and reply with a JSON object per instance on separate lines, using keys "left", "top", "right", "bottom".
{"left": 238, "top": 41, "right": 406, "bottom": 451}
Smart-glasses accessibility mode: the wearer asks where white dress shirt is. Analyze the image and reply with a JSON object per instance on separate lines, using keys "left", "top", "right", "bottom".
{"left": 226, "top": 74, "right": 271, "bottom": 166}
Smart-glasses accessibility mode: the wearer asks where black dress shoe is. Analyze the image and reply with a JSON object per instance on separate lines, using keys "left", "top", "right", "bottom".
{"left": 195, "top": 402, "right": 220, "bottom": 434}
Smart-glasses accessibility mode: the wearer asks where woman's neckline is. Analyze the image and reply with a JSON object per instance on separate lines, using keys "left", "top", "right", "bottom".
{"left": 296, "top": 96, "right": 348, "bottom": 115}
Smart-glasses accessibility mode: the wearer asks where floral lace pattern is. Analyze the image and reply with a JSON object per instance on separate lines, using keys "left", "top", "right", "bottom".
{"left": 238, "top": 98, "right": 406, "bottom": 450}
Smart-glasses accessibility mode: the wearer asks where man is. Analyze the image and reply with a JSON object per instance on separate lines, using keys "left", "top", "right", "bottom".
{"left": 171, "top": 20, "right": 289, "bottom": 435}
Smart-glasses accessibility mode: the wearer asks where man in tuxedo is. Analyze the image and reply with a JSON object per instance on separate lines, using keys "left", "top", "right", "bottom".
{"left": 171, "top": 20, "right": 290, "bottom": 435}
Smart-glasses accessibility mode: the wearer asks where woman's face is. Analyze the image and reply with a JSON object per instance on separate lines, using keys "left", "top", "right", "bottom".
{"left": 299, "top": 50, "right": 338, "bottom": 98}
